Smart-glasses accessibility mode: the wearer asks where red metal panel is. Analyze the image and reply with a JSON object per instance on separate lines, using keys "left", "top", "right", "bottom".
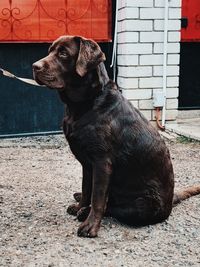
{"left": 0, "top": 0, "right": 111, "bottom": 43}
{"left": 181, "top": 0, "right": 200, "bottom": 42}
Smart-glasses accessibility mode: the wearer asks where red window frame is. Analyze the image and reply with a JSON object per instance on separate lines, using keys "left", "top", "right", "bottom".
{"left": 0, "top": 0, "right": 112, "bottom": 43}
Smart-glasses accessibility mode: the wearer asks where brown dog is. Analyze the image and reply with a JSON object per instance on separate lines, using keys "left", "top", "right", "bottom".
{"left": 33, "top": 35, "right": 200, "bottom": 238}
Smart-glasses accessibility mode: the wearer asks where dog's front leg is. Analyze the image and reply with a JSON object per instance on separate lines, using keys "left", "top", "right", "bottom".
{"left": 77, "top": 158, "right": 112, "bottom": 238}
{"left": 67, "top": 165, "right": 92, "bottom": 216}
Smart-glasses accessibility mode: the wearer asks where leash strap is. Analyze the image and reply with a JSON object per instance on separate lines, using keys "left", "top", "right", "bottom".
{"left": 0, "top": 68, "right": 45, "bottom": 87}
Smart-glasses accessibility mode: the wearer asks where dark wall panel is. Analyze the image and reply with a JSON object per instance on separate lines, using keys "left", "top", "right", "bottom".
{"left": 179, "top": 43, "right": 200, "bottom": 109}
{"left": 0, "top": 41, "right": 114, "bottom": 136}
{"left": 0, "top": 44, "right": 64, "bottom": 136}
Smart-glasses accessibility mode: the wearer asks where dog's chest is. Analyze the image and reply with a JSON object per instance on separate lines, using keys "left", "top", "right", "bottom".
{"left": 63, "top": 117, "right": 111, "bottom": 163}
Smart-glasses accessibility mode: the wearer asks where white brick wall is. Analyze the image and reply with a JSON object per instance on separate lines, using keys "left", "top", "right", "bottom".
{"left": 155, "top": 0, "right": 181, "bottom": 7}
{"left": 118, "top": 20, "right": 153, "bottom": 32}
{"left": 119, "top": 0, "right": 154, "bottom": 8}
{"left": 118, "top": 43, "right": 152, "bottom": 54}
{"left": 140, "top": 8, "right": 165, "bottom": 19}
{"left": 117, "top": 0, "right": 181, "bottom": 122}
{"left": 122, "top": 89, "right": 152, "bottom": 100}
{"left": 153, "top": 42, "right": 180, "bottom": 54}
{"left": 118, "top": 7, "right": 139, "bottom": 20}
{"left": 118, "top": 55, "right": 138, "bottom": 66}
{"left": 118, "top": 77, "right": 138, "bottom": 88}
{"left": 118, "top": 32, "right": 139, "bottom": 43}
{"left": 118, "top": 66, "right": 152, "bottom": 78}
{"left": 154, "top": 19, "right": 181, "bottom": 30}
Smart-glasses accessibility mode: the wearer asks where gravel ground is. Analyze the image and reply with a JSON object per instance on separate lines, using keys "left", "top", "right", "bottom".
{"left": 0, "top": 134, "right": 199, "bottom": 267}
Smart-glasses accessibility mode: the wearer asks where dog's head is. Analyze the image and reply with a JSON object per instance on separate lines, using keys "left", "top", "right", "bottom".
{"left": 33, "top": 35, "right": 106, "bottom": 90}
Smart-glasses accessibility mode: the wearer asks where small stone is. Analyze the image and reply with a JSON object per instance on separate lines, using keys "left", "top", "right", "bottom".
{"left": 16, "top": 250, "right": 21, "bottom": 256}
{"left": 22, "top": 212, "right": 32, "bottom": 218}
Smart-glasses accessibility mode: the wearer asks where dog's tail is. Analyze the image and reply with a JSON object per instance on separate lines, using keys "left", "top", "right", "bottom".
{"left": 173, "top": 185, "right": 200, "bottom": 205}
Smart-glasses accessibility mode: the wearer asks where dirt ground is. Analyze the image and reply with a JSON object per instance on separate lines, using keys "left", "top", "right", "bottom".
{"left": 0, "top": 134, "right": 199, "bottom": 267}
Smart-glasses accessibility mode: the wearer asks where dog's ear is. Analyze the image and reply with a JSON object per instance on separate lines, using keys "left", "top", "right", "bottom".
{"left": 75, "top": 37, "right": 106, "bottom": 77}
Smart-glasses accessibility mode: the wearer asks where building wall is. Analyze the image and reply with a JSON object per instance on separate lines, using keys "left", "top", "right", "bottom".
{"left": 117, "top": 0, "right": 181, "bottom": 121}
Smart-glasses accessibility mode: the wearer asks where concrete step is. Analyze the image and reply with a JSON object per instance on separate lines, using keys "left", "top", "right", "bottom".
{"left": 166, "top": 117, "right": 200, "bottom": 141}
{"left": 178, "top": 110, "right": 200, "bottom": 120}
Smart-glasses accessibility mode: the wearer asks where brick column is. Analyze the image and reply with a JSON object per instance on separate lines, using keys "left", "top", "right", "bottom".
{"left": 117, "top": 0, "right": 181, "bottom": 122}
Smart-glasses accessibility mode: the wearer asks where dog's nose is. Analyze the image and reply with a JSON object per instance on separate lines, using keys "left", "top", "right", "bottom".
{"left": 32, "top": 61, "right": 44, "bottom": 72}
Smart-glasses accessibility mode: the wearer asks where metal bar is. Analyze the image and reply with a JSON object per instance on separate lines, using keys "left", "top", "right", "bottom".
{"left": 110, "top": 0, "right": 118, "bottom": 81}
{"left": 161, "top": 0, "right": 169, "bottom": 127}
{"left": 0, "top": 130, "right": 62, "bottom": 139}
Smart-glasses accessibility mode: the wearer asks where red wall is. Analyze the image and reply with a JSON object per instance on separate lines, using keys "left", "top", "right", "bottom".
{"left": 181, "top": 0, "right": 200, "bottom": 42}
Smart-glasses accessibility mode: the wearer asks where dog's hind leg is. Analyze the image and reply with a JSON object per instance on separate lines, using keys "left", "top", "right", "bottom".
{"left": 107, "top": 197, "right": 169, "bottom": 226}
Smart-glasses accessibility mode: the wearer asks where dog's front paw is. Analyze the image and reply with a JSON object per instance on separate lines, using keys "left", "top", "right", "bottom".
{"left": 77, "top": 206, "right": 91, "bottom": 222}
{"left": 73, "top": 192, "right": 82, "bottom": 202}
{"left": 67, "top": 204, "right": 80, "bottom": 216}
{"left": 77, "top": 217, "right": 100, "bottom": 238}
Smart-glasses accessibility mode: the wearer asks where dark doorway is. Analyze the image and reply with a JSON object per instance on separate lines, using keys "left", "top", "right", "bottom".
{"left": 179, "top": 42, "right": 200, "bottom": 109}
{"left": 179, "top": 0, "right": 200, "bottom": 109}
